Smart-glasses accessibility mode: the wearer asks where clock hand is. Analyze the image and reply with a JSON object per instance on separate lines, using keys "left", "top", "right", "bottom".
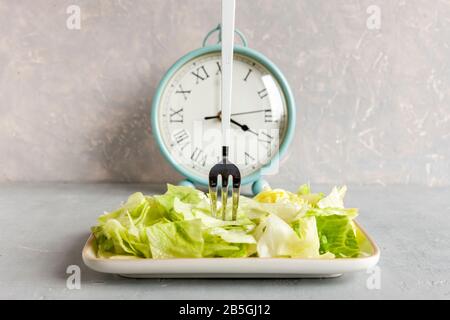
{"left": 204, "top": 112, "right": 258, "bottom": 135}
{"left": 204, "top": 109, "right": 272, "bottom": 120}
{"left": 204, "top": 115, "right": 220, "bottom": 120}
{"left": 204, "top": 110, "right": 221, "bottom": 120}
{"left": 230, "top": 119, "right": 258, "bottom": 136}
{"left": 231, "top": 109, "right": 271, "bottom": 116}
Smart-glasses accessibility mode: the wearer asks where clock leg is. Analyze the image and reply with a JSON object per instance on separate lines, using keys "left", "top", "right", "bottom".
{"left": 252, "top": 179, "right": 271, "bottom": 195}
{"left": 178, "top": 179, "right": 195, "bottom": 189}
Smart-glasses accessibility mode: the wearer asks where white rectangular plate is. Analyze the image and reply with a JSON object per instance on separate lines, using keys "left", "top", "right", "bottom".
{"left": 82, "top": 221, "right": 380, "bottom": 278}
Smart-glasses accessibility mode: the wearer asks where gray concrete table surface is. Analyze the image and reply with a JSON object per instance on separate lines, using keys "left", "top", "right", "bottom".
{"left": 0, "top": 183, "right": 448, "bottom": 300}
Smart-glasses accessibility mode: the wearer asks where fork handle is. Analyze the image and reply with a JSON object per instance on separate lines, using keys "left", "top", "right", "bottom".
{"left": 221, "top": 0, "right": 235, "bottom": 148}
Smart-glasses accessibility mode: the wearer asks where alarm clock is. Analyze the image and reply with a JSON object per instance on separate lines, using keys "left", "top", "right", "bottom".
{"left": 151, "top": 25, "right": 295, "bottom": 195}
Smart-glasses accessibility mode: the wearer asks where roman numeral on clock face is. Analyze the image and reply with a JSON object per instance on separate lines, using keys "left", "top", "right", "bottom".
{"left": 172, "top": 129, "right": 190, "bottom": 151}
{"left": 264, "top": 109, "right": 273, "bottom": 122}
{"left": 190, "top": 147, "right": 207, "bottom": 167}
{"left": 216, "top": 61, "right": 221, "bottom": 75}
{"left": 244, "top": 152, "right": 256, "bottom": 166}
{"left": 243, "top": 69, "right": 252, "bottom": 81}
{"left": 257, "top": 88, "right": 268, "bottom": 99}
{"left": 258, "top": 131, "right": 274, "bottom": 148}
{"left": 191, "top": 66, "right": 210, "bottom": 84}
{"left": 175, "top": 84, "right": 191, "bottom": 100}
{"left": 169, "top": 107, "right": 183, "bottom": 123}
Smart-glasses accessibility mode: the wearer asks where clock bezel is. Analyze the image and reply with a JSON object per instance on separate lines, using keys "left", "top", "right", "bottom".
{"left": 151, "top": 44, "right": 296, "bottom": 187}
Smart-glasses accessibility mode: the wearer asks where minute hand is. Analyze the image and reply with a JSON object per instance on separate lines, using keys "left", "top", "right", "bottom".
{"left": 231, "top": 109, "right": 271, "bottom": 116}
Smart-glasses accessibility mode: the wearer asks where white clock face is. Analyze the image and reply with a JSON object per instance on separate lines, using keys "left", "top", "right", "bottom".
{"left": 157, "top": 52, "right": 288, "bottom": 181}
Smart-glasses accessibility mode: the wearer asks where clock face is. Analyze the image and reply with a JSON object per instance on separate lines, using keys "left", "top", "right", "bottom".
{"left": 156, "top": 52, "right": 289, "bottom": 181}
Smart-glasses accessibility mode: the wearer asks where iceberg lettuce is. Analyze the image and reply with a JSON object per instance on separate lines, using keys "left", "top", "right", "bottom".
{"left": 255, "top": 214, "right": 322, "bottom": 258}
{"left": 146, "top": 219, "right": 204, "bottom": 258}
{"left": 315, "top": 215, "right": 359, "bottom": 258}
{"left": 92, "top": 184, "right": 361, "bottom": 259}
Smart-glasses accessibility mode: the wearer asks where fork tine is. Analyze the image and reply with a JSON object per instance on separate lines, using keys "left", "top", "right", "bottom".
{"left": 209, "top": 185, "right": 218, "bottom": 218}
{"left": 221, "top": 175, "right": 229, "bottom": 221}
{"left": 209, "top": 174, "right": 218, "bottom": 218}
{"left": 231, "top": 165, "right": 241, "bottom": 221}
{"left": 232, "top": 185, "right": 239, "bottom": 221}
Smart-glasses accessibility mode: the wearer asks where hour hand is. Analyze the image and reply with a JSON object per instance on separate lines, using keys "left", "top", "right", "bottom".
{"left": 230, "top": 119, "right": 258, "bottom": 136}
{"left": 204, "top": 112, "right": 258, "bottom": 136}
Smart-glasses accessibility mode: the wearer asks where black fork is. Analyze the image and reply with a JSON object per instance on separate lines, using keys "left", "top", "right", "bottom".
{"left": 209, "top": 146, "right": 241, "bottom": 220}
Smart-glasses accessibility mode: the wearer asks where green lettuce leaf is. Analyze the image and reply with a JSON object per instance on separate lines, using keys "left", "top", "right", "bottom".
{"left": 258, "top": 201, "right": 304, "bottom": 223}
{"left": 93, "top": 218, "right": 151, "bottom": 258}
{"left": 296, "top": 184, "right": 324, "bottom": 207}
{"left": 317, "top": 186, "right": 347, "bottom": 209}
{"left": 306, "top": 207, "right": 359, "bottom": 219}
{"left": 208, "top": 227, "right": 256, "bottom": 244}
{"left": 255, "top": 214, "right": 321, "bottom": 258}
{"left": 202, "top": 232, "right": 255, "bottom": 258}
{"left": 146, "top": 219, "right": 204, "bottom": 258}
{"left": 315, "top": 215, "right": 360, "bottom": 258}
{"left": 155, "top": 184, "right": 206, "bottom": 211}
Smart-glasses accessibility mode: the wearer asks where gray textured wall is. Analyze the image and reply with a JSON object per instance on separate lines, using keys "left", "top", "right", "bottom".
{"left": 1, "top": 0, "right": 449, "bottom": 186}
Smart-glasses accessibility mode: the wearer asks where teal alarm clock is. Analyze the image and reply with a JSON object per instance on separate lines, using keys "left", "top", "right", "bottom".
{"left": 151, "top": 25, "right": 296, "bottom": 195}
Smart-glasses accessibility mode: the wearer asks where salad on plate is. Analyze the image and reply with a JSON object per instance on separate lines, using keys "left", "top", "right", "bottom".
{"left": 91, "top": 184, "right": 364, "bottom": 259}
